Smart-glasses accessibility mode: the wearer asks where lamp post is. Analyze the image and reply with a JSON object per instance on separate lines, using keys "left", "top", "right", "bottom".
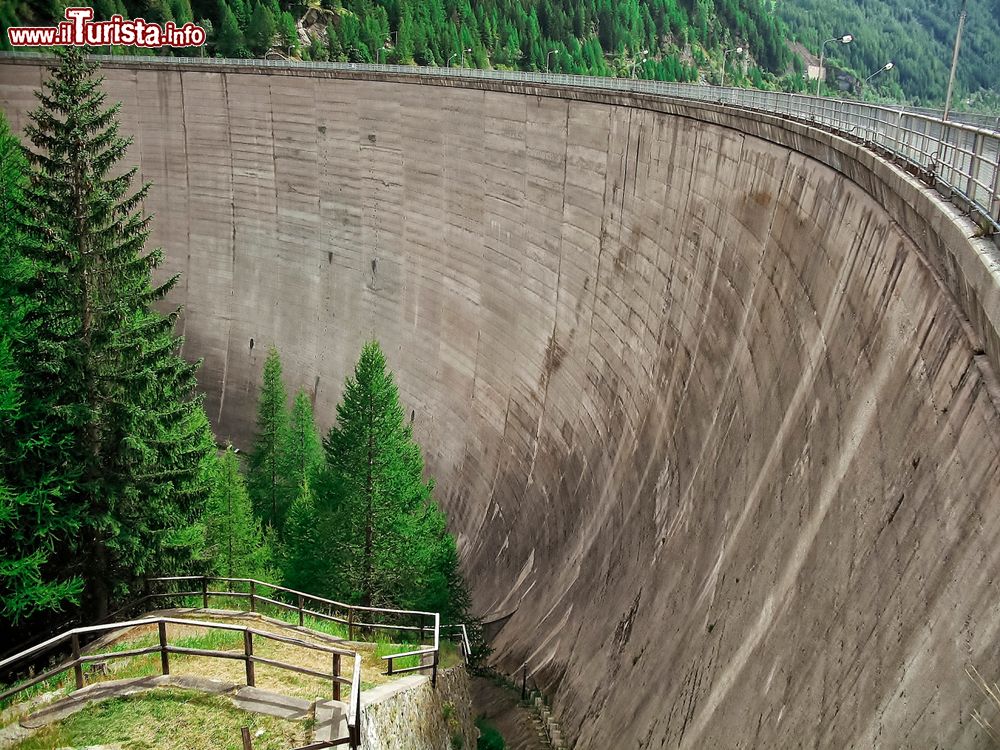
{"left": 628, "top": 48, "right": 649, "bottom": 79}
{"left": 721, "top": 46, "right": 743, "bottom": 87}
{"left": 448, "top": 52, "right": 458, "bottom": 67}
{"left": 461, "top": 47, "right": 472, "bottom": 67}
{"left": 546, "top": 48, "right": 558, "bottom": 73}
{"left": 863, "top": 61, "right": 893, "bottom": 87}
{"left": 816, "top": 34, "right": 853, "bottom": 96}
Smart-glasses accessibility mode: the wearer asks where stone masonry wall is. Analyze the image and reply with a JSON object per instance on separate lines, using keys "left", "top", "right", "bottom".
{"left": 360, "top": 668, "right": 476, "bottom": 750}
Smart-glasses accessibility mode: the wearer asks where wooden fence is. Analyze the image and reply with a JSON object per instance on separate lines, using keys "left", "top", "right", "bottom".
{"left": 144, "top": 576, "right": 442, "bottom": 685}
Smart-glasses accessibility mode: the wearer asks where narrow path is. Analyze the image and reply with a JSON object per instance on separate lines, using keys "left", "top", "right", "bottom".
{"left": 470, "top": 677, "right": 548, "bottom": 750}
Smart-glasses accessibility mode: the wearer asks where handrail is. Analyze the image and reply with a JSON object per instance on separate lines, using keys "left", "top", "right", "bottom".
{"left": 1, "top": 52, "right": 996, "bottom": 233}
{"left": 0, "top": 613, "right": 362, "bottom": 736}
{"left": 145, "top": 576, "right": 442, "bottom": 682}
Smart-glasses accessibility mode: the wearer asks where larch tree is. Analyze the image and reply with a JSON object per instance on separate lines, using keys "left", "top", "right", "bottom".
{"left": 204, "top": 447, "right": 270, "bottom": 580}
{"left": 247, "top": 346, "right": 291, "bottom": 534}
{"left": 282, "top": 390, "right": 323, "bottom": 497}
{"left": 11, "top": 48, "right": 216, "bottom": 622}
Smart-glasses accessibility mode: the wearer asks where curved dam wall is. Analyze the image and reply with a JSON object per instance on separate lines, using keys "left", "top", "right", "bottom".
{"left": 3, "top": 59, "right": 1000, "bottom": 747}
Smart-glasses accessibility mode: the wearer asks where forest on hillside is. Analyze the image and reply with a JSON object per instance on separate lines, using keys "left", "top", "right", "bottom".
{"left": 779, "top": 0, "right": 1000, "bottom": 107}
{"left": 0, "top": 48, "right": 469, "bottom": 651}
{"left": 1, "top": 0, "right": 796, "bottom": 89}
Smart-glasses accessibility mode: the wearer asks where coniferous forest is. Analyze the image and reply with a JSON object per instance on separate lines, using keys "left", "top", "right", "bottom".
{"left": 0, "top": 48, "right": 468, "bottom": 649}
{"left": 1, "top": 0, "right": 998, "bottom": 107}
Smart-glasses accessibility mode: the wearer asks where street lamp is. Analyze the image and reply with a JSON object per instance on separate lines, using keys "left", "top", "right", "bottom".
{"left": 448, "top": 52, "right": 458, "bottom": 67}
{"left": 546, "top": 48, "right": 558, "bottom": 73}
{"left": 461, "top": 47, "right": 472, "bottom": 67}
{"left": 721, "top": 46, "right": 743, "bottom": 87}
{"left": 630, "top": 48, "right": 649, "bottom": 79}
{"left": 817, "top": 34, "right": 853, "bottom": 96}
{"left": 863, "top": 61, "right": 893, "bottom": 86}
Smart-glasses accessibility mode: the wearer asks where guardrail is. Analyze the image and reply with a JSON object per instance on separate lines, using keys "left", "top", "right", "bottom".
{"left": 1, "top": 51, "right": 996, "bottom": 236}
{"left": 0, "top": 614, "right": 362, "bottom": 747}
{"left": 145, "top": 576, "right": 442, "bottom": 685}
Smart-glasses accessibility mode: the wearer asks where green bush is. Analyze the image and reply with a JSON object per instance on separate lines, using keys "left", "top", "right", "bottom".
{"left": 475, "top": 717, "right": 505, "bottom": 750}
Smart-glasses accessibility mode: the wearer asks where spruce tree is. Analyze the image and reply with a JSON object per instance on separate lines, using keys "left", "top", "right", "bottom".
{"left": 247, "top": 346, "right": 291, "bottom": 533}
{"left": 323, "top": 341, "right": 455, "bottom": 610}
{"left": 204, "top": 447, "right": 270, "bottom": 580}
{"left": 0, "top": 113, "right": 82, "bottom": 626}
{"left": 11, "top": 48, "right": 216, "bottom": 621}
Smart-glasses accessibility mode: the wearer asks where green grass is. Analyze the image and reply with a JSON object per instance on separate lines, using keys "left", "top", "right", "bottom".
{"left": 8, "top": 688, "right": 306, "bottom": 750}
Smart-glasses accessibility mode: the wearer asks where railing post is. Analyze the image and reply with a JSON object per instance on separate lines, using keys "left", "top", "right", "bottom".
{"left": 298, "top": 595, "right": 304, "bottom": 627}
{"left": 71, "top": 633, "right": 84, "bottom": 689}
{"left": 244, "top": 629, "right": 255, "bottom": 687}
{"left": 249, "top": 580, "right": 256, "bottom": 612}
{"left": 241, "top": 726, "right": 253, "bottom": 750}
{"left": 202, "top": 577, "right": 208, "bottom": 609}
{"left": 158, "top": 621, "right": 169, "bottom": 675}
{"left": 332, "top": 654, "right": 341, "bottom": 702}
{"left": 348, "top": 608, "right": 355, "bottom": 641}
{"left": 386, "top": 655, "right": 393, "bottom": 676}
{"left": 432, "top": 649, "right": 438, "bottom": 688}
{"left": 521, "top": 663, "right": 527, "bottom": 700}
{"left": 420, "top": 614, "right": 426, "bottom": 642}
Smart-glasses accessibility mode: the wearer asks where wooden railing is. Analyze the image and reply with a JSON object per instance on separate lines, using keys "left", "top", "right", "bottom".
{"left": 0, "top": 615, "right": 362, "bottom": 746}
{"left": 145, "top": 576, "right": 443, "bottom": 685}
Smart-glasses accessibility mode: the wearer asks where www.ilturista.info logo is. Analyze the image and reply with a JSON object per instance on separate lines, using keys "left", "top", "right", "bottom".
{"left": 8, "top": 7, "right": 206, "bottom": 47}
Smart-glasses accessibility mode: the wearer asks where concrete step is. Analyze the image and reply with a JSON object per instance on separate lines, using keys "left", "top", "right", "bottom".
{"left": 313, "top": 699, "right": 349, "bottom": 743}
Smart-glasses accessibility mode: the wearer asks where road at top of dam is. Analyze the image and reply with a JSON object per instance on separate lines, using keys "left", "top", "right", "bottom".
{"left": 2, "top": 58, "right": 1000, "bottom": 747}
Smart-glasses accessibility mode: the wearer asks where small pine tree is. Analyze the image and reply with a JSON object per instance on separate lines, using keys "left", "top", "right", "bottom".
{"left": 282, "top": 479, "right": 331, "bottom": 594}
{"left": 205, "top": 447, "right": 270, "bottom": 579}
{"left": 247, "top": 346, "right": 291, "bottom": 534}
{"left": 282, "top": 390, "right": 323, "bottom": 497}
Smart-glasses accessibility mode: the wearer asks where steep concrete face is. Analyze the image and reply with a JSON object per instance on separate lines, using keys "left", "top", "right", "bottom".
{"left": 3, "top": 61, "right": 1000, "bottom": 748}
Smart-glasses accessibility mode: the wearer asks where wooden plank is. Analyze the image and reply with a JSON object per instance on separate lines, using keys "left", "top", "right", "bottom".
{"left": 79, "top": 646, "right": 161, "bottom": 662}
{"left": 166, "top": 646, "right": 246, "bottom": 660}
{"left": 250, "top": 655, "right": 333, "bottom": 681}
{"left": 0, "top": 661, "right": 74, "bottom": 702}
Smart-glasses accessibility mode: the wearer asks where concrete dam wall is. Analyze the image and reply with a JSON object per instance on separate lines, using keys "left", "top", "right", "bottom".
{"left": 3, "top": 59, "right": 1000, "bottom": 747}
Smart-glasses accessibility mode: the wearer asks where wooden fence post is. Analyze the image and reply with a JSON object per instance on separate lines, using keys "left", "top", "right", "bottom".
{"left": 298, "top": 595, "right": 304, "bottom": 627}
{"left": 432, "top": 649, "right": 438, "bottom": 688}
{"left": 332, "top": 654, "right": 341, "bottom": 702}
{"left": 249, "top": 581, "right": 256, "bottom": 613}
{"left": 244, "top": 629, "right": 255, "bottom": 687}
{"left": 158, "top": 621, "right": 169, "bottom": 676}
{"left": 241, "top": 726, "right": 253, "bottom": 750}
{"left": 71, "top": 633, "right": 84, "bottom": 689}
{"left": 202, "top": 577, "right": 209, "bottom": 609}
{"left": 348, "top": 608, "right": 354, "bottom": 641}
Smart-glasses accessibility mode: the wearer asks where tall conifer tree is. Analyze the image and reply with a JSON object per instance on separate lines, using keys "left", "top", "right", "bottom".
{"left": 247, "top": 346, "right": 291, "bottom": 533}
{"left": 0, "top": 113, "right": 82, "bottom": 627}
{"left": 11, "top": 48, "right": 215, "bottom": 621}
{"left": 323, "top": 341, "right": 459, "bottom": 611}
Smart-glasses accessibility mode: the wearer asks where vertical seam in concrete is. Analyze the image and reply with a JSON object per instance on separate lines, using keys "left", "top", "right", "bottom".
{"left": 215, "top": 72, "right": 236, "bottom": 425}
{"left": 526, "top": 101, "right": 570, "bottom": 489}
{"left": 178, "top": 71, "right": 191, "bottom": 341}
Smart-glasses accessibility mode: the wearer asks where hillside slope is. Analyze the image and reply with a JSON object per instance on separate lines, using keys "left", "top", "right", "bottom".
{"left": 779, "top": 0, "right": 1000, "bottom": 106}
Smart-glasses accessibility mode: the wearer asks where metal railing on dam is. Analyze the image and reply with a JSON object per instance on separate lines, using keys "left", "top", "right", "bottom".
{"left": 3, "top": 51, "right": 998, "bottom": 237}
